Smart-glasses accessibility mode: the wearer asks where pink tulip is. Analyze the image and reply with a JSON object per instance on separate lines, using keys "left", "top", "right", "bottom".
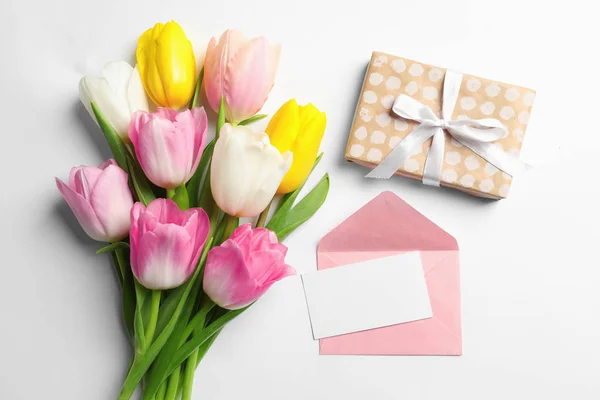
{"left": 129, "top": 107, "right": 208, "bottom": 189}
{"left": 204, "top": 30, "right": 280, "bottom": 123}
{"left": 56, "top": 159, "right": 133, "bottom": 242}
{"left": 203, "top": 224, "right": 295, "bottom": 309}
{"left": 130, "top": 199, "right": 210, "bottom": 290}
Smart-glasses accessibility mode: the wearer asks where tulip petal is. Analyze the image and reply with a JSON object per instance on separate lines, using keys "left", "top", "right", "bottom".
{"left": 136, "top": 117, "right": 187, "bottom": 188}
{"left": 134, "top": 224, "right": 195, "bottom": 290}
{"left": 129, "top": 202, "right": 146, "bottom": 270}
{"left": 188, "top": 107, "right": 208, "bottom": 180}
{"left": 127, "top": 65, "right": 150, "bottom": 115}
{"left": 249, "top": 249, "right": 295, "bottom": 285}
{"left": 224, "top": 37, "right": 280, "bottom": 122}
{"left": 188, "top": 208, "right": 210, "bottom": 269}
{"left": 265, "top": 98, "right": 300, "bottom": 153}
{"left": 154, "top": 21, "right": 196, "bottom": 109}
{"left": 137, "top": 23, "right": 169, "bottom": 107}
{"left": 144, "top": 198, "right": 188, "bottom": 226}
{"left": 78, "top": 78, "right": 97, "bottom": 125}
{"left": 211, "top": 124, "right": 292, "bottom": 217}
{"left": 203, "top": 241, "right": 259, "bottom": 309}
{"left": 203, "top": 37, "right": 221, "bottom": 113}
{"left": 56, "top": 178, "right": 107, "bottom": 241}
{"left": 81, "top": 75, "right": 131, "bottom": 135}
{"left": 204, "top": 30, "right": 248, "bottom": 113}
{"left": 154, "top": 107, "right": 179, "bottom": 122}
{"left": 69, "top": 166, "right": 103, "bottom": 194}
{"left": 89, "top": 165, "right": 133, "bottom": 241}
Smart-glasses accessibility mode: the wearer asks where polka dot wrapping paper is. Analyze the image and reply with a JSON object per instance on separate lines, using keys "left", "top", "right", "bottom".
{"left": 345, "top": 51, "right": 536, "bottom": 199}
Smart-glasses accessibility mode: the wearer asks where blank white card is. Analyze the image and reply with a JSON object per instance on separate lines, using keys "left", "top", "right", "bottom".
{"left": 301, "top": 252, "right": 433, "bottom": 339}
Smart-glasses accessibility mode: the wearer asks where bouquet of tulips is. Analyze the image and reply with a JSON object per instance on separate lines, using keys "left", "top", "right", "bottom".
{"left": 56, "top": 22, "right": 329, "bottom": 400}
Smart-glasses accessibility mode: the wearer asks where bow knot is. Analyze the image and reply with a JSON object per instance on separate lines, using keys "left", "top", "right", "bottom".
{"left": 435, "top": 119, "right": 450, "bottom": 130}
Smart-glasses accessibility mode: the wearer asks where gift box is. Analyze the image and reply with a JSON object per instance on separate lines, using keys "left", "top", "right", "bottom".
{"left": 345, "top": 51, "right": 536, "bottom": 199}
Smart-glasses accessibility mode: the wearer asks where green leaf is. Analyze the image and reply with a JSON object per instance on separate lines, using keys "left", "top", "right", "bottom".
{"left": 110, "top": 251, "right": 124, "bottom": 287}
{"left": 194, "top": 328, "right": 221, "bottom": 368}
{"left": 267, "top": 153, "right": 324, "bottom": 229}
{"left": 271, "top": 173, "right": 329, "bottom": 241}
{"left": 133, "top": 280, "right": 148, "bottom": 353}
{"left": 118, "top": 240, "right": 213, "bottom": 400}
{"left": 238, "top": 113, "right": 267, "bottom": 126}
{"left": 126, "top": 155, "right": 156, "bottom": 206}
{"left": 91, "top": 102, "right": 128, "bottom": 170}
{"left": 172, "top": 185, "right": 190, "bottom": 210}
{"left": 216, "top": 97, "right": 225, "bottom": 139}
{"left": 113, "top": 249, "right": 136, "bottom": 341}
{"left": 189, "top": 66, "right": 204, "bottom": 109}
{"left": 186, "top": 140, "right": 215, "bottom": 208}
{"left": 97, "top": 242, "right": 129, "bottom": 255}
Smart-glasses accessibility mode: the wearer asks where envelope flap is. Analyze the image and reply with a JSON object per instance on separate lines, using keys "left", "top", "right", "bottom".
{"left": 319, "top": 192, "right": 458, "bottom": 252}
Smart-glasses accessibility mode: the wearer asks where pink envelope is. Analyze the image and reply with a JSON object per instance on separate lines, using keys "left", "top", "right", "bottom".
{"left": 317, "top": 191, "right": 462, "bottom": 355}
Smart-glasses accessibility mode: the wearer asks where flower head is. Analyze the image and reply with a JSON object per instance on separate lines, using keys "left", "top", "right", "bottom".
{"left": 129, "top": 199, "right": 210, "bottom": 290}
{"left": 56, "top": 159, "right": 133, "bottom": 242}
{"left": 203, "top": 224, "right": 295, "bottom": 309}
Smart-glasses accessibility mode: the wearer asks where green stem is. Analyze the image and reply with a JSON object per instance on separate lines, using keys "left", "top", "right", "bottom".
{"left": 145, "top": 290, "right": 161, "bottom": 345}
{"left": 166, "top": 188, "right": 176, "bottom": 199}
{"left": 181, "top": 300, "right": 215, "bottom": 344}
{"left": 189, "top": 66, "right": 204, "bottom": 109}
{"left": 216, "top": 97, "right": 226, "bottom": 139}
{"left": 110, "top": 250, "right": 124, "bottom": 287}
{"left": 164, "top": 365, "right": 181, "bottom": 400}
{"left": 180, "top": 299, "right": 215, "bottom": 400}
{"left": 155, "top": 380, "right": 167, "bottom": 400}
{"left": 222, "top": 214, "right": 238, "bottom": 242}
{"left": 134, "top": 281, "right": 147, "bottom": 353}
{"left": 255, "top": 197, "right": 275, "bottom": 228}
{"left": 181, "top": 352, "right": 198, "bottom": 400}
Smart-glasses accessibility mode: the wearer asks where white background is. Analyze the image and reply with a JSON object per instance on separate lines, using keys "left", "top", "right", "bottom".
{"left": 1, "top": 0, "right": 599, "bottom": 399}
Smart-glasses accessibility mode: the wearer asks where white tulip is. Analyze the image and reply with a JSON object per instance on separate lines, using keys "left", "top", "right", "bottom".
{"left": 211, "top": 123, "right": 292, "bottom": 217}
{"left": 79, "top": 61, "right": 149, "bottom": 140}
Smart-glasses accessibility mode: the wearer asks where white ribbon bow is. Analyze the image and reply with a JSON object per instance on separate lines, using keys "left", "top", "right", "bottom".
{"left": 365, "top": 70, "right": 526, "bottom": 186}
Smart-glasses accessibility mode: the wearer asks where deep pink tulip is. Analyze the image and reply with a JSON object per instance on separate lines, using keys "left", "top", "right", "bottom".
{"left": 204, "top": 30, "right": 280, "bottom": 123}
{"left": 203, "top": 224, "right": 295, "bottom": 309}
{"left": 130, "top": 199, "right": 209, "bottom": 290}
{"left": 129, "top": 107, "right": 208, "bottom": 189}
{"left": 56, "top": 159, "right": 133, "bottom": 242}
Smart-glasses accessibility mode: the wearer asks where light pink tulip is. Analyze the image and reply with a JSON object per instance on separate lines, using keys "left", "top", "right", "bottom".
{"left": 130, "top": 199, "right": 210, "bottom": 290}
{"left": 56, "top": 159, "right": 133, "bottom": 242}
{"left": 129, "top": 107, "right": 208, "bottom": 189}
{"left": 203, "top": 224, "right": 295, "bottom": 309}
{"left": 204, "top": 30, "right": 281, "bottom": 123}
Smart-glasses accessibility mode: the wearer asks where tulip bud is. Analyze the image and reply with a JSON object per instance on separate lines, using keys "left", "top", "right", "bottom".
{"left": 129, "top": 107, "right": 208, "bottom": 189}
{"left": 203, "top": 224, "right": 295, "bottom": 309}
{"left": 79, "top": 62, "right": 149, "bottom": 140}
{"left": 129, "top": 199, "right": 210, "bottom": 290}
{"left": 210, "top": 123, "right": 292, "bottom": 217}
{"left": 136, "top": 21, "right": 196, "bottom": 109}
{"left": 56, "top": 160, "right": 133, "bottom": 242}
{"left": 204, "top": 30, "right": 280, "bottom": 123}
{"left": 266, "top": 99, "right": 327, "bottom": 194}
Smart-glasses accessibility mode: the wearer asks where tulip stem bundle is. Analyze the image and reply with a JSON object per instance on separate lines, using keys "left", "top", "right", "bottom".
{"left": 56, "top": 22, "right": 330, "bottom": 400}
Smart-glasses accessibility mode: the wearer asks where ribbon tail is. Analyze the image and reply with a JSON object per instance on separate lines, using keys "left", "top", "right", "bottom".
{"left": 366, "top": 124, "right": 436, "bottom": 179}
{"left": 422, "top": 128, "right": 445, "bottom": 186}
{"left": 459, "top": 138, "right": 528, "bottom": 177}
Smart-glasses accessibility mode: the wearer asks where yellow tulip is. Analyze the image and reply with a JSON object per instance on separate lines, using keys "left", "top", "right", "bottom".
{"left": 266, "top": 99, "right": 326, "bottom": 194}
{"left": 136, "top": 21, "right": 196, "bottom": 109}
